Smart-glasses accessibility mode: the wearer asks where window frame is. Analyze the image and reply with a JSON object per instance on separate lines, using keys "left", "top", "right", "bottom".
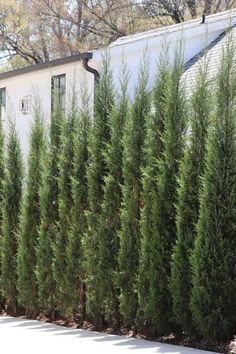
{"left": 51, "top": 74, "right": 66, "bottom": 112}
{"left": 0, "top": 87, "right": 6, "bottom": 121}
{"left": 19, "top": 95, "right": 32, "bottom": 115}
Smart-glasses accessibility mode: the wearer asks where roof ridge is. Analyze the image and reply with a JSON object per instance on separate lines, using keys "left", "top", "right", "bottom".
{"left": 109, "top": 9, "right": 236, "bottom": 48}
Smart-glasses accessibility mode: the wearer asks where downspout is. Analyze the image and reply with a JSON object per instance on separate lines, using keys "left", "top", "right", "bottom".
{"left": 201, "top": 14, "right": 206, "bottom": 24}
{"left": 82, "top": 57, "right": 100, "bottom": 84}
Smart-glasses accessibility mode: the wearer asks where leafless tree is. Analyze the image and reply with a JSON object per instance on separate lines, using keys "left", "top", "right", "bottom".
{"left": 0, "top": 0, "right": 236, "bottom": 69}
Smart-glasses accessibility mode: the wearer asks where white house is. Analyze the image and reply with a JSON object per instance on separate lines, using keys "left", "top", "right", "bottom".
{"left": 0, "top": 9, "right": 236, "bottom": 158}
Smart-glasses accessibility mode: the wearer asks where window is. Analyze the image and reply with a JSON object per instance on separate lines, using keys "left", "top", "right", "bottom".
{"left": 0, "top": 88, "right": 6, "bottom": 121}
{"left": 51, "top": 74, "right": 66, "bottom": 112}
{"left": 19, "top": 96, "right": 31, "bottom": 115}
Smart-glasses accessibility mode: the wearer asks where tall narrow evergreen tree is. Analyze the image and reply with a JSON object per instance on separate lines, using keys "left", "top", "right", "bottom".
{"left": 0, "top": 118, "right": 5, "bottom": 304}
{"left": 83, "top": 52, "right": 114, "bottom": 323}
{"left": 36, "top": 98, "right": 64, "bottom": 317}
{"left": 65, "top": 84, "right": 91, "bottom": 320}
{"left": 148, "top": 45, "right": 186, "bottom": 334}
{"left": 137, "top": 50, "right": 169, "bottom": 330}
{"left": 118, "top": 55, "right": 150, "bottom": 328}
{"left": 1, "top": 123, "right": 23, "bottom": 313}
{"left": 169, "top": 61, "right": 211, "bottom": 334}
{"left": 0, "top": 118, "right": 4, "bottom": 232}
{"left": 17, "top": 102, "right": 45, "bottom": 315}
{"left": 191, "top": 34, "right": 236, "bottom": 340}
{"left": 53, "top": 92, "right": 77, "bottom": 313}
{"left": 96, "top": 61, "right": 129, "bottom": 327}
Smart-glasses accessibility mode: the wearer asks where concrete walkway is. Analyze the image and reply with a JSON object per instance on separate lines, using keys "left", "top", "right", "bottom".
{"left": 0, "top": 316, "right": 219, "bottom": 354}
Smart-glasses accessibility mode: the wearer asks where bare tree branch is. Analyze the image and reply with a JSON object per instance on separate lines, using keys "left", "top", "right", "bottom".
{"left": 0, "top": 0, "right": 236, "bottom": 69}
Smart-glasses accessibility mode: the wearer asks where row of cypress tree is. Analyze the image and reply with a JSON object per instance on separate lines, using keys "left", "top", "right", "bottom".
{"left": 0, "top": 36, "right": 235, "bottom": 343}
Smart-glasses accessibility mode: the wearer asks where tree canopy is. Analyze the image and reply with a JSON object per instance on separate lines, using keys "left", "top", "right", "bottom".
{"left": 0, "top": 0, "right": 235, "bottom": 70}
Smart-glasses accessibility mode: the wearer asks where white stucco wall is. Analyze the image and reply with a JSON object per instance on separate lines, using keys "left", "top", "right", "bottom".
{"left": 0, "top": 61, "right": 94, "bottom": 160}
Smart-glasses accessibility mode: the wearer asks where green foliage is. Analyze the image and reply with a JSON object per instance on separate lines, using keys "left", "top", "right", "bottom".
{"left": 169, "top": 62, "right": 211, "bottom": 334}
{"left": 96, "top": 61, "right": 129, "bottom": 327}
{"left": 17, "top": 102, "right": 45, "bottom": 314}
{"left": 83, "top": 52, "right": 114, "bottom": 322}
{"left": 118, "top": 55, "right": 150, "bottom": 328}
{"left": 1, "top": 123, "right": 23, "bottom": 310}
{"left": 137, "top": 51, "right": 169, "bottom": 331}
{"left": 0, "top": 118, "right": 4, "bottom": 228}
{"left": 0, "top": 118, "right": 4, "bottom": 299}
{"left": 1, "top": 38, "right": 236, "bottom": 342}
{"left": 191, "top": 37, "right": 236, "bottom": 341}
{"left": 65, "top": 86, "right": 90, "bottom": 319}
{"left": 36, "top": 100, "right": 64, "bottom": 316}
{"left": 148, "top": 45, "right": 186, "bottom": 334}
{"left": 53, "top": 94, "right": 77, "bottom": 312}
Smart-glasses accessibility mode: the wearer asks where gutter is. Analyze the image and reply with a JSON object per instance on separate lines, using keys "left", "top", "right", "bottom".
{"left": 0, "top": 52, "right": 99, "bottom": 81}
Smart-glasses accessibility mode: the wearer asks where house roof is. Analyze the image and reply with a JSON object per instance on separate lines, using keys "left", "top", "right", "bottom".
{"left": 0, "top": 52, "right": 92, "bottom": 80}
{"left": 109, "top": 9, "right": 236, "bottom": 48}
{"left": 0, "top": 9, "right": 236, "bottom": 83}
{"left": 182, "top": 25, "right": 236, "bottom": 91}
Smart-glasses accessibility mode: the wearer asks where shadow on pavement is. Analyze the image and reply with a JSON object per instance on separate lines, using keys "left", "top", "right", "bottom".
{"left": 0, "top": 316, "right": 217, "bottom": 354}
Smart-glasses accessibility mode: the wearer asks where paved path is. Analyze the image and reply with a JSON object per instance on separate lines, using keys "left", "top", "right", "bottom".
{"left": 0, "top": 316, "right": 219, "bottom": 354}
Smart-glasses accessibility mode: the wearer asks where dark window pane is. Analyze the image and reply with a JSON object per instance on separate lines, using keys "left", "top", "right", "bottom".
{"left": 51, "top": 74, "right": 66, "bottom": 112}
{"left": 0, "top": 88, "right": 6, "bottom": 107}
{"left": 59, "top": 76, "right": 65, "bottom": 93}
{"left": 0, "top": 88, "right": 6, "bottom": 120}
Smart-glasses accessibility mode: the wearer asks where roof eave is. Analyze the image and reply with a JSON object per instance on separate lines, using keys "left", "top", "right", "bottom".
{"left": 0, "top": 52, "right": 93, "bottom": 80}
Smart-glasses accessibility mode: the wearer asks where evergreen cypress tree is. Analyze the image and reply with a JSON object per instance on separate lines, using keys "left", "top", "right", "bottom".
{"left": 17, "top": 101, "right": 45, "bottom": 315}
{"left": 0, "top": 118, "right": 5, "bottom": 305}
{"left": 53, "top": 93, "right": 77, "bottom": 313}
{"left": 148, "top": 45, "right": 186, "bottom": 335}
{"left": 36, "top": 98, "right": 64, "bottom": 317}
{"left": 118, "top": 55, "right": 150, "bottom": 328}
{"left": 169, "top": 61, "right": 211, "bottom": 334}
{"left": 65, "top": 84, "right": 90, "bottom": 320}
{"left": 1, "top": 122, "right": 23, "bottom": 313}
{"left": 0, "top": 118, "right": 4, "bottom": 232}
{"left": 137, "top": 51, "right": 169, "bottom": 330}
{"left": 83, "top": 52, "right": 114, "bottom": 323}
{"left": 96, "top": 61, "right": 129, "bottom": 327}
{"left": 191, "top": 34, "right": 236, "bottom": 340}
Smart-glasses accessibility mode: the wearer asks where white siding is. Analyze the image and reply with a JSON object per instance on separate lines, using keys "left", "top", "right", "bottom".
{"left": 0, "top": 61, "right": 94, "bottom": 160}
{"left": 91, "top": 11, "right": 236, "bottom": 99}
{"left": 1, "top": 9, "right": 236, "bottom": 159}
